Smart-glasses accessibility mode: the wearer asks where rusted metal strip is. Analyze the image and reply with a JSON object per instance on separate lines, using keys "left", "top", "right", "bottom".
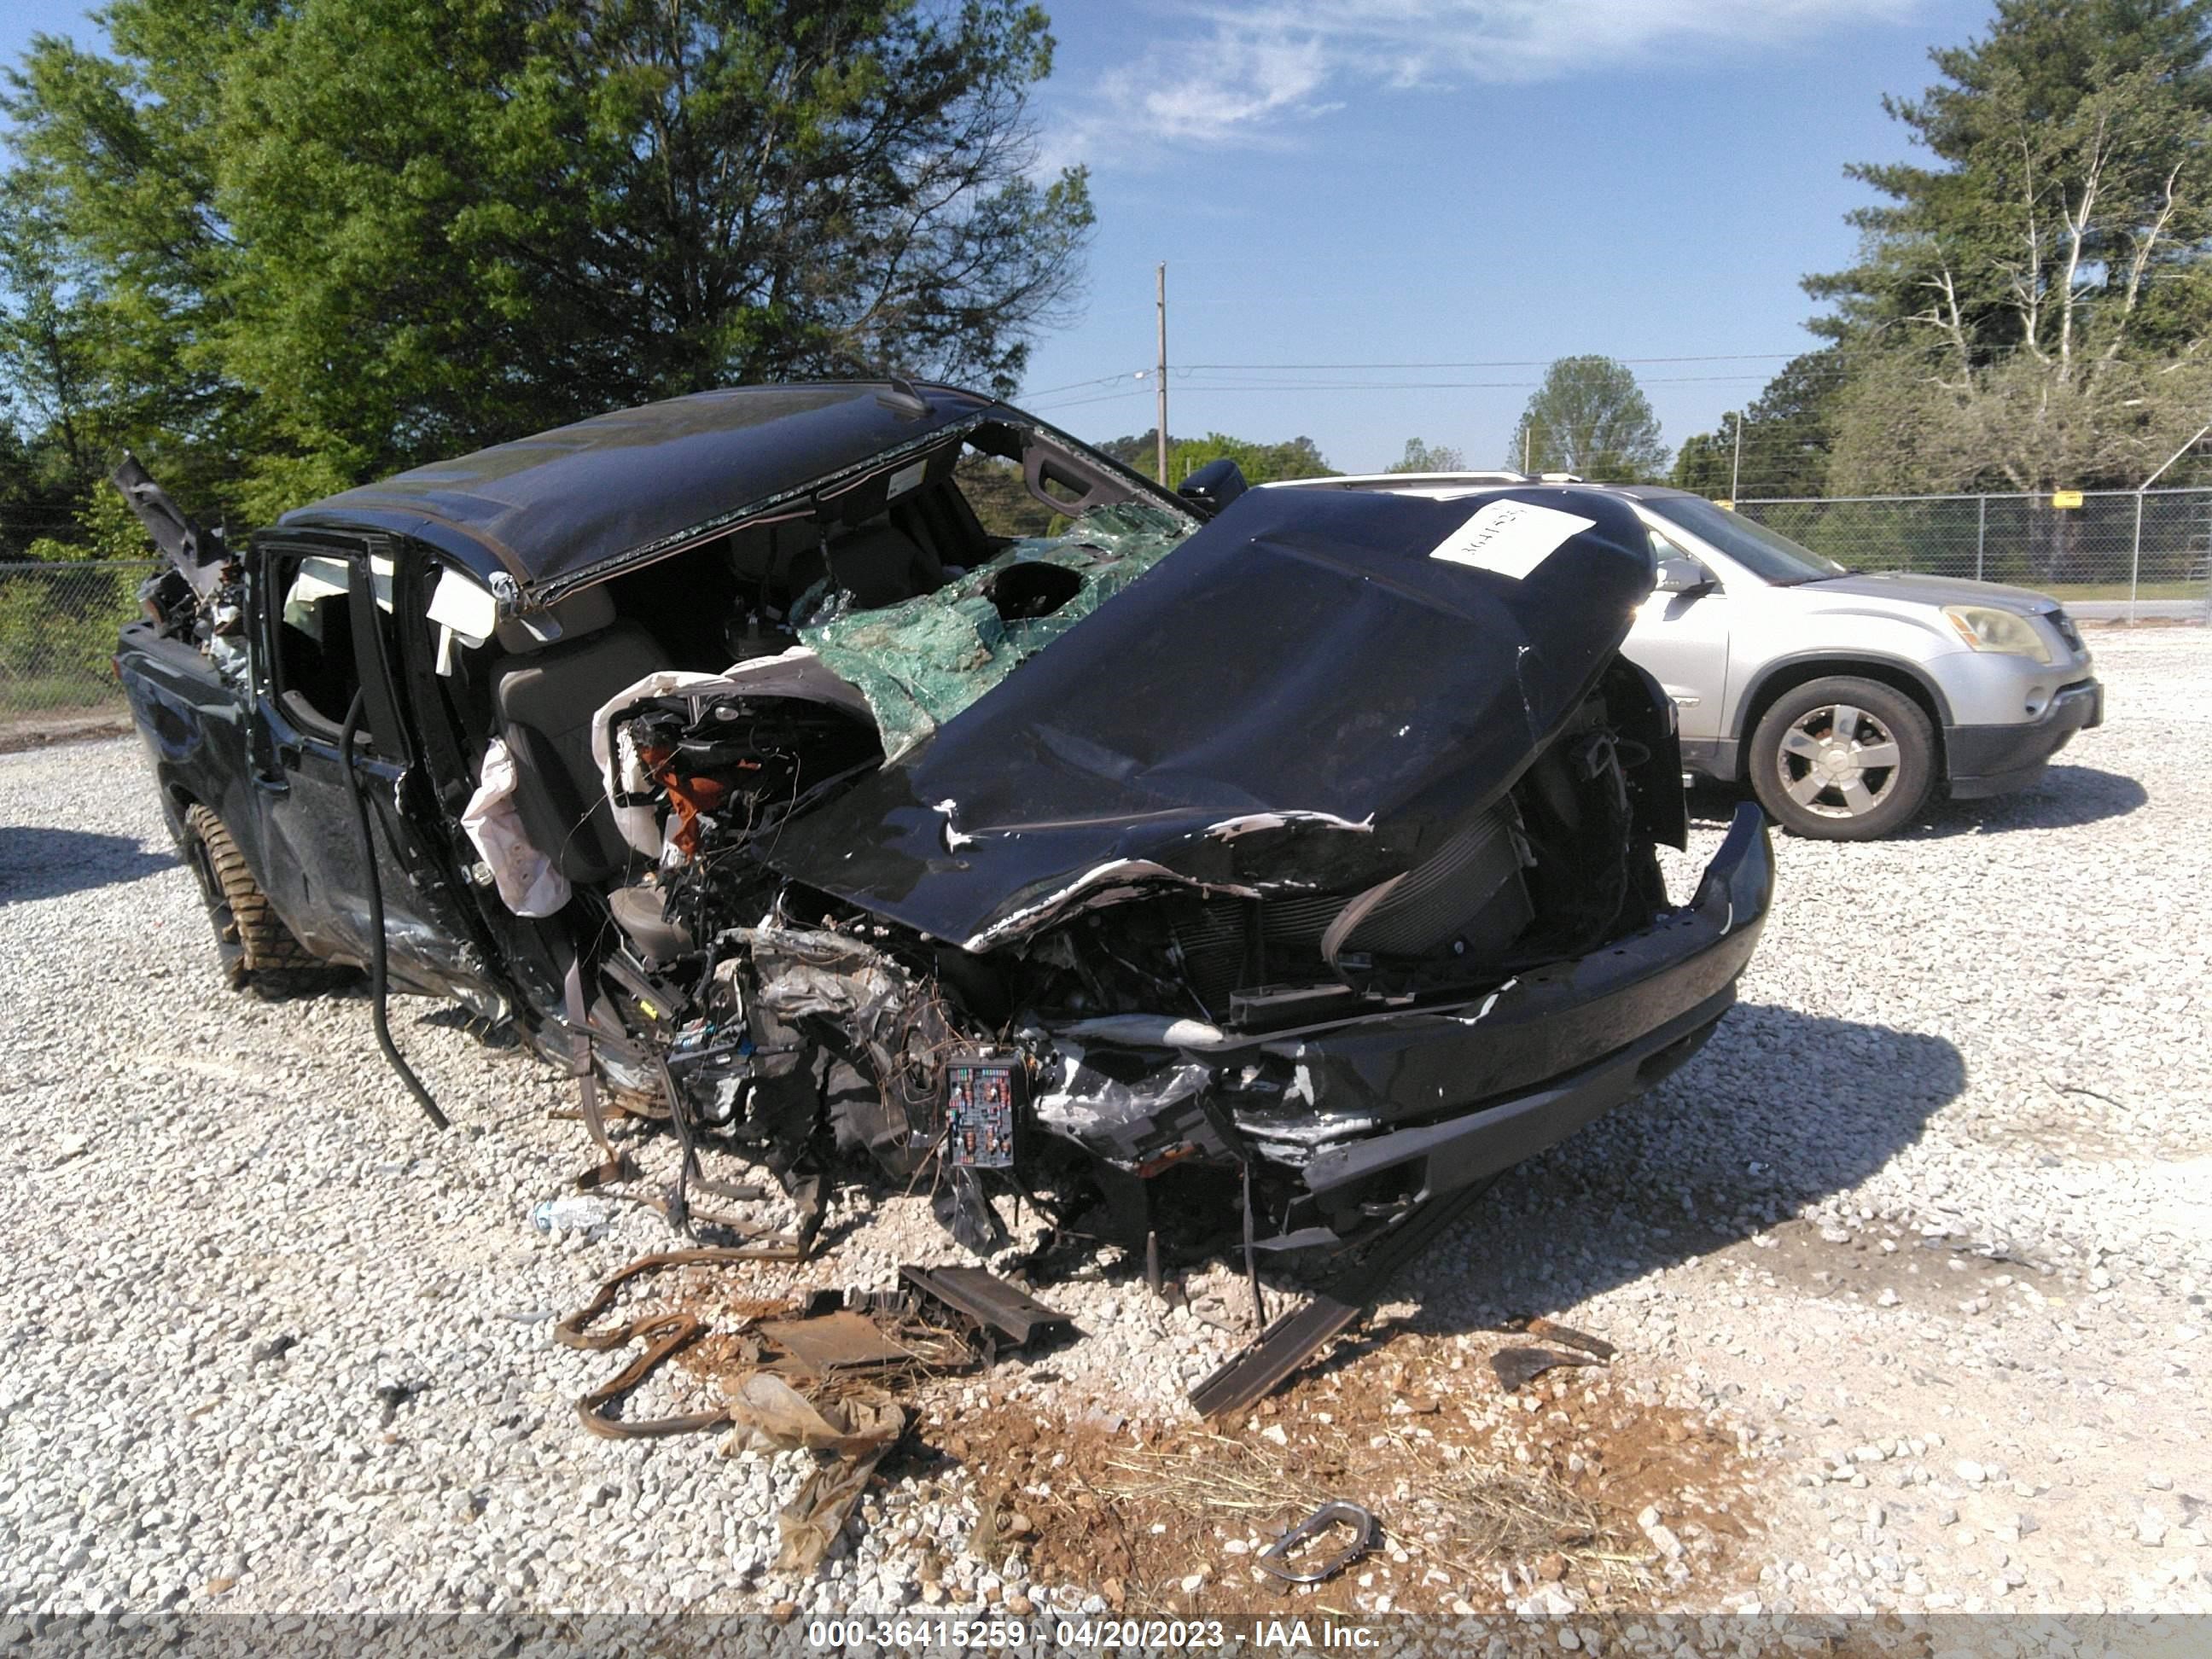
{"left": 573, "top": 1312, "right": 731, "bottom": 1441}
{"left": 554, "top": 1247, "right": 790, "bottom": 1351}
{"left": 557, "top": 1246, "right": 795, "bottom": 1441}
{"left": 899, "top": 1266, "right": 1074, "bottom": 1349}
{"left": 1188, "top": 1174, "right": 1501, "bottom": 1420}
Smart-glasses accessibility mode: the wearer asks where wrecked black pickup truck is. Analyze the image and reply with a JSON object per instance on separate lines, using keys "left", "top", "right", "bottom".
{"left": 114, "top": 382, "right": 1772, "bottom": 1409}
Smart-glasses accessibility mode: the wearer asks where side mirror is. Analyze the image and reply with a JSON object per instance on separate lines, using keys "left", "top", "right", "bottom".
{"left": 1176, "top": 457, "right": 1248, "bottom": 518}
{"left": 1656, "top": 556, "right": 1714, "bottom": 595}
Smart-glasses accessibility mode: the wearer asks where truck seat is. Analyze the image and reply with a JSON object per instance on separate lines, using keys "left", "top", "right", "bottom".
{"left": 782, "top": 521, "right": 947, "bottom": 611}
{"left": 488, "top": 587, "right": 666, "bottom": 887}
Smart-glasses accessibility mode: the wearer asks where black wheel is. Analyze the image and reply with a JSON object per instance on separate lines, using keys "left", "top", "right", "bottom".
{"left": 1748, "top": 676, "right": 1935, "bottom": 841}
{"left": 179, "top": 804, "right": 339, "bottom": 995}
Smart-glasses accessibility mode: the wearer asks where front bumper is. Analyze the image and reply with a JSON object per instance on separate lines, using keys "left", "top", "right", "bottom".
{"left": 1034, "top": 803, "right": 1773, "bottom": 1243}
{"left": 1946, "top": 678, "right": 2103, "bottom": 799}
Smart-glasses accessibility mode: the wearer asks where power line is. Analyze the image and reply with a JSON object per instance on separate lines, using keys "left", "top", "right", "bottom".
{"left": 1024, "top": 385, "right": 1155, "bottom": 415}
{"left": 1155, "top": 373, "right": 1775, "bottom": 392}
{"left": 1028, "top": 373, "right": 1784, "bottom": 410}
{"left": 1016, "top": 369, "right": 1150, "bottom": 400}
{"left": 1179, "top": 352, "right": 1813, "bottom": 371}
{"left": 1022, "top": 345, "right": 1831, "bottom": 413}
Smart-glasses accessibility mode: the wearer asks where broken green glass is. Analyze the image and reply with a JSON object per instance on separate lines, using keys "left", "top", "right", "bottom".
{"left": 800, "top": 503, "right": 1193, "bottom": 761}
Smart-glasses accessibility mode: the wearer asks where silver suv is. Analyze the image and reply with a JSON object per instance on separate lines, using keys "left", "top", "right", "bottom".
{"left": 1270, "top": 474, "right": 2104, "bottom": 841}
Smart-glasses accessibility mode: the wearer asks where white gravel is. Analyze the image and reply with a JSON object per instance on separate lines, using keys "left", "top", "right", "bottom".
{"left": 0, "top": 626, "right": 2205, "bottom": 1617}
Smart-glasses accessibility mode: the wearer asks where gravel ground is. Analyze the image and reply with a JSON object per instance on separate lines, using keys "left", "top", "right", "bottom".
{"left": 0, "top": 626, "right": 2205, "bottom": 1619}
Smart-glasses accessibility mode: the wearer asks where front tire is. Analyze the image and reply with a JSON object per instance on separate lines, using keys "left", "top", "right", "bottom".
{"left": 180, "top": 803, "right": 336, "bottom": 994}
{"left": 1748, "top": 676, "right": 1934, "bottom": 841}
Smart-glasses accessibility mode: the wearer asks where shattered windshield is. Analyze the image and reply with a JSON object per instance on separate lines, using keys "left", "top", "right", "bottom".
{"left": 799, "top": 502, "right": 1194, "bottom": 761}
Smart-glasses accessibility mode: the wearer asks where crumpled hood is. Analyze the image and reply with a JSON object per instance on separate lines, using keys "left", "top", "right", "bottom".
{"left": 765, "top": 486, "right": 1657, "bottom": 951}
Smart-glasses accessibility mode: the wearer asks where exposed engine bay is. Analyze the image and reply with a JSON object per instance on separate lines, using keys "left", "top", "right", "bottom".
{"left": 570, "top": 482, "right": 1705, "bottom": 1275}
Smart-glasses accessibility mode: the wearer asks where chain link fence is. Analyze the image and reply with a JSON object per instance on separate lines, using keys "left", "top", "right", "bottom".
{"left": 0, "top": 560, "right": 159, "bottom": 735}
{"left": 1, "top": 487, "right": 2206, "bottom": 740}
{"left": 1732, "top": 487, "right": 2212, "bottom": 618}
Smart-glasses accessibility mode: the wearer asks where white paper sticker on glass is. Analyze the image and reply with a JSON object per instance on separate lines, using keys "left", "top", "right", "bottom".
{"left": 1429, "top": 500, "right": 1595, "bottom": 580}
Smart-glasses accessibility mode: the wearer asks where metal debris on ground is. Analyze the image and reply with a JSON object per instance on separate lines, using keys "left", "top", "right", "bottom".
{"left": 1524, "top": 1317, "right": 1617, "bottom": 1360}
{"left": 753, "top": 1310, "right": 921, "bottom": 1377}
{"left": 555, "top": 1246, "right": 773, "bottom": 1439}
{"left": 1190, "top": 1174, "right": 1501, "bottom": 1420}
{"left": 1254, "top": 1499, "right": 1381, "bottom": 1585}
{"left": 1491, "top": 1346, "right": 1603, "bottom": 1392}
{"left": 899, "top": 1265, "right": 1076, "bottom": 1354}
{"left": 573, "top": 1310, "right": 730, "bottom": 1441}
{"left": 550, "top": 1251, "right": 1054, "bottom": 1571}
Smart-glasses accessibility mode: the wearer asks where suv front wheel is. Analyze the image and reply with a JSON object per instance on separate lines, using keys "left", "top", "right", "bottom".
{"left": 180, "top": 802, "right": 339, "bottom": 994}
{"left": 1748, "top": 676, "right": 1934, "bottom": 841}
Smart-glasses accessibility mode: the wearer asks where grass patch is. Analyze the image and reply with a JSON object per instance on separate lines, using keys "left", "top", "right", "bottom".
{"left": 2036, "top": 581, "right": 2207, "bottom": 602}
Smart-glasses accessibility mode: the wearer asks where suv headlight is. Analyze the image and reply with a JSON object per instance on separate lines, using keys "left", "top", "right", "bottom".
{"left": 1942, "top": 605, "right": 2052, "bottom": 664}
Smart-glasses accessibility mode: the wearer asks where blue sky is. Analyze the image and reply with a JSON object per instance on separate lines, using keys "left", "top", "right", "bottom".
{"left": 3, "top": 0, "right": 1994, "bottom": 473}
{"left": 1022, "top": 0, "right": 1994, "bottom": 470}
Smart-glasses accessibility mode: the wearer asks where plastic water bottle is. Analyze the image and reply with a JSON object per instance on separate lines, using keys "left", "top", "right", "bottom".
{"left": 530, "top": 1196, "right": 612, "bottom": 1234}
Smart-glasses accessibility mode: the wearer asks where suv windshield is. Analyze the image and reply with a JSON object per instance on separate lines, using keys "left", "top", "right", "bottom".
{"left": 1644, "top": 497, "right": 1846, "bottom": 585}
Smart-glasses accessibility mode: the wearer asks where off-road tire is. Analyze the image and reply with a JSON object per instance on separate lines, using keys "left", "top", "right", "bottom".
{"left": 1748, "top": 675, "right": 1936, "bottom": 841}
{"left": 180, "top": 803, "right": 335, "bottom": 995}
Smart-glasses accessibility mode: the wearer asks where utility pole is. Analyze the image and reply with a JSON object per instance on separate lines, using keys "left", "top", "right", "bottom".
{"left": 1155, "top": 263, "right": 1170, "bottom": 486}
{"left": 1730, "top": 414, "right": 1742, "bottom": 501}
{"left": 1522, "top": 424, "right": 1531, "bottom": 475}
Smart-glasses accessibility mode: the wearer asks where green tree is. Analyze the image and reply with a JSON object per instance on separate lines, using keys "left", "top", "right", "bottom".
{"left": 1096, "top": 429, "right": 1185, "bottom": 469}
{"left": 1385, "top": 436, "right": 1465, "bottom": 473}
{"left": 1, "top": 0, "right": 1092, "bottom": 531}
{"left": 1098, "top": 428, "right": 1334, "bottom": 484}
{"left": 1670, "top": 348, "right": 1846, "bottom": 498}
{"left": 1668, "top": 416, "right": 1739, "bottom": 498}
{"left": 953, "top": 452, "right": 1056, "bottom": 538}
{"left": 1508, "top": 356, "right": 1668, "bottom": 481}
{"left": 1807, "top": 0, "right": 2212, "bottom": 493}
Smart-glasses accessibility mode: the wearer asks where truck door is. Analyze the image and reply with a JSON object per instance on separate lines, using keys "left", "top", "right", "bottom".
{"left": 247, "top": 533, "right": 456, "bottom": 992}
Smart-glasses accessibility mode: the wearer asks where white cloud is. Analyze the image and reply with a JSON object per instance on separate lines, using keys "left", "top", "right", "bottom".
{"left": 1037, "top": 0, "right": 1915, "bottom": 173}
{"left": 1038, "top": 33, "right": 1336, "bottom": 174}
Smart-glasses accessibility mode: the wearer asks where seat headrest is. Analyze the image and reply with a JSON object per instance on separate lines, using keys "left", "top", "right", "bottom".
{"left": 828, "top": 521, "right": 922, "bottom": 562}
{"left": 824, "top": 521, "right": 938, "bottom": 609}
{"left": 494, "top": 584, "right": 617, "bottom": 654}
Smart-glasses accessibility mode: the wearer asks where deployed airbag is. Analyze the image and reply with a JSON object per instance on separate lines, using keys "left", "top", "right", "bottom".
{"left": 462, "top": 737, "right": 573, "bottom": 917}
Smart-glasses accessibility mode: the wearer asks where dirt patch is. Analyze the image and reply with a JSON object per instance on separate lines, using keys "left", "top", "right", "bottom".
{"left": 901, "top": 1329, "right": 1764, "bottom": 1615}
{"left": 0, "top": 709, "right": 135, "bottom": 755}
{"left": 542, "top": 1242, "right": 1767, "bottom": 1613}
